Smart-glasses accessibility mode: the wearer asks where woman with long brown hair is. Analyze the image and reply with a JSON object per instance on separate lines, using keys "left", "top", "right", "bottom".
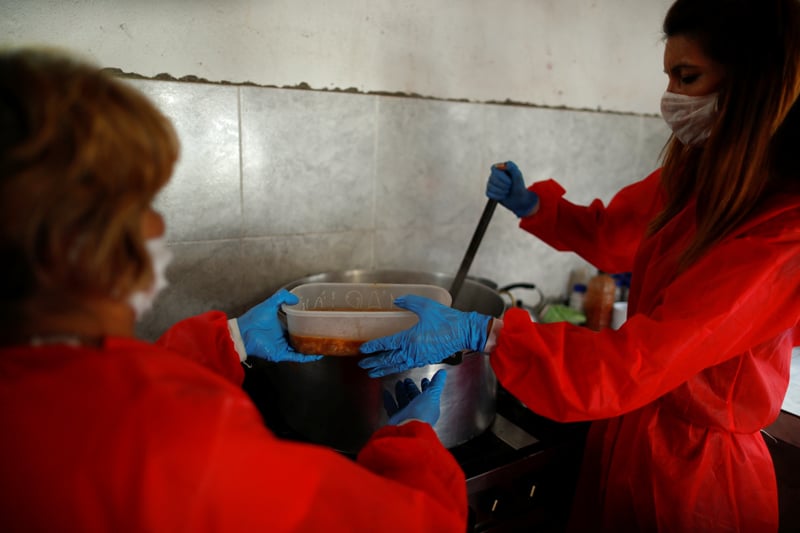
{"left": 358, "top": 0, "right": 800, "bottom": 530}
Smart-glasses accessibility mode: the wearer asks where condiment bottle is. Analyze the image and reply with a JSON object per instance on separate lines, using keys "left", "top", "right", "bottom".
{"left": 568, "top": 283, "right": 587, "bottom": 312}
{"left": 583, "top": 272, "right": 616, "bottom": 331}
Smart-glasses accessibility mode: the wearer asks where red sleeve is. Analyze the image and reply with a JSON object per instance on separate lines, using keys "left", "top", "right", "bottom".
{"left": 148, "top": 319, "right": 466, "bottom": 530}
{"left": 519, "top": 169, "right": 664, "bottom": 273}
{"left": 164, "top": 396, "right": 467, "bottom": 531}
{"left": 492, "top": 215, "right": 800, "bottom": 426}
{"left": 155, "top": 311, "right": 244, "bottom": 386}
{"left": 356, "top": 422, "right": 467, "bottom": 519}
{"left": 22, "top": 343, "right": 467, "bottom": 531}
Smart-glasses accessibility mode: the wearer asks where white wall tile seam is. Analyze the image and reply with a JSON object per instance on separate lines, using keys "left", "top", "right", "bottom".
{"left": 116, "top": 72, "right": 663, "bottom": 119}
{"left": 236, "top": 86, "right": 245, "bottom": 240}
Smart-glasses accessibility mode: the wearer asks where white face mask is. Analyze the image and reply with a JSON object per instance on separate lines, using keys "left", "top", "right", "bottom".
{"left": 128, "top": 236, "right": 172, "bottom": 320}
{"left": 660, "top": 91, "right": 718, "bottom": 146}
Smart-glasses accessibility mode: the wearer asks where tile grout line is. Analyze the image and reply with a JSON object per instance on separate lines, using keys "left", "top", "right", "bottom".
{"left": 371, "top": 96, "right": 379, "bottom": 269}
{"left": 237, "top": 86, "right": 245, "bottom": 263}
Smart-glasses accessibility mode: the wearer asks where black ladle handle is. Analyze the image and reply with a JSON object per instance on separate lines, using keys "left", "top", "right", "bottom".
{"left": 450, "top": 162, "right": 508, "bottom": 303}
{"left": 450, "top": 198, "right": 497, "bottom": 303}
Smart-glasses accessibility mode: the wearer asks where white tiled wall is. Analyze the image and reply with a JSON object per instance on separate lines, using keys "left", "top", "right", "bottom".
{"left": 783, "top": 348, "right": 800, "bottom": 416}
{"left": 128, "top": 78, "right": 671, "bottom": 341}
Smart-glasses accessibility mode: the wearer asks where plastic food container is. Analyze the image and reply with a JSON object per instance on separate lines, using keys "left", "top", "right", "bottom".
{"left": 282, "top": 282, "right": 452, "bottom": 356}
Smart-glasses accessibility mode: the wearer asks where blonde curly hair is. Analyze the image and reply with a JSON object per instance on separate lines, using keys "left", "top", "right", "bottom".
{"left": 0, "top": 47, "right": 179, "bottom": 336}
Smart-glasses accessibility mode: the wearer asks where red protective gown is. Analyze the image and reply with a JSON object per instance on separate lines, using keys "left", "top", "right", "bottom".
{"left": 0, "top": 312, "right": 466, "bottom": 532}
{"left": 491, "top": 168, "right": 799, "bottom": 532}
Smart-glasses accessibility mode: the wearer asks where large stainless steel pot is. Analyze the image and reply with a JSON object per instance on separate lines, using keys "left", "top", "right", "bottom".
{"left": 257, "top": 269, "right": 506, "bottom": 453}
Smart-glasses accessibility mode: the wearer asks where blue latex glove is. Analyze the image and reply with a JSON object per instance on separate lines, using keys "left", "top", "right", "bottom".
{"left": 384, "top": 369, "right": 447, "bottom": 426}
{"left": 486, "top": 160, "right": 539, "bottom": 217}
{"left": 358, "top": 295, "right": 491, "bottom": 378}
{"left": 236, "top": 289, "right": 323, "bottom": 363}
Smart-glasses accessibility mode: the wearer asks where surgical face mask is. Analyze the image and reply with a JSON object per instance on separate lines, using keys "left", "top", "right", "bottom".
{"left": 660, "top": 91, "right": 718, "bottom": 146}
{"left": 128, "top": 236, "right": 172, "bottom": 320}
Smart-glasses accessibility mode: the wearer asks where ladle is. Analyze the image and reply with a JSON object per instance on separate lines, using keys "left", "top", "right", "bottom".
{"left": 449, "top": 163, "right": 505, "bottom": 304}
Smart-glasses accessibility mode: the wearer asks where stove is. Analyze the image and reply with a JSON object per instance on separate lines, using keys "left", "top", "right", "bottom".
{"left": 243, "top": 367, "right": 588, "bottom": 532}
{"left": 454, "top": 387, "right": 587, "bottom": 531}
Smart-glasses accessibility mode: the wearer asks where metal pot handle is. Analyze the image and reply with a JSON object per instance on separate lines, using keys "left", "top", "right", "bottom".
{"left": 498, "top": 282, "right": 546, "bottom": 317}
{"left": 441, "top": 349, "right": 488, "bottom": 366}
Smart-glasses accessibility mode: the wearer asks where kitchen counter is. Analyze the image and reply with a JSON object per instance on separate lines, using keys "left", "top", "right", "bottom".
{"left": 765, "top": 410, "right": 800, "bottom": 532}
{"left": 477, "top": 387, "right": 800, "bottom": 533}
{"left": 763, "top": 348, "right": 800, "bottom": 532}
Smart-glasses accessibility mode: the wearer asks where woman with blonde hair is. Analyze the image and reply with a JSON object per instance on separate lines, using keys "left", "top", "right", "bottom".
{"left": 0, "top": 48, "right": 464, "bottom": 531}
{"left": 359, "top": 0, "right": 800, "bottom": 530}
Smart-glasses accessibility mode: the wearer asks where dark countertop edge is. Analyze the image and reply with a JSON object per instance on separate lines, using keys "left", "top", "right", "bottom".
{"left": 766, "top": 411, "right": 800, "bottom": 448}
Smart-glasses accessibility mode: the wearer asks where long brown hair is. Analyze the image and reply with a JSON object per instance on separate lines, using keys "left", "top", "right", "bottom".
{"left": 0, "top": 48, "right": 179, "bottom": 328}
{"left": 651, "top": 0, "right": 800, "bottom": 269}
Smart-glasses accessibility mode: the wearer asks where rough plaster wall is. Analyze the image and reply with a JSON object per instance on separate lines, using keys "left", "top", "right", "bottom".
{"left": 2, "top": 0, "right": 674, "bottom": 115}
